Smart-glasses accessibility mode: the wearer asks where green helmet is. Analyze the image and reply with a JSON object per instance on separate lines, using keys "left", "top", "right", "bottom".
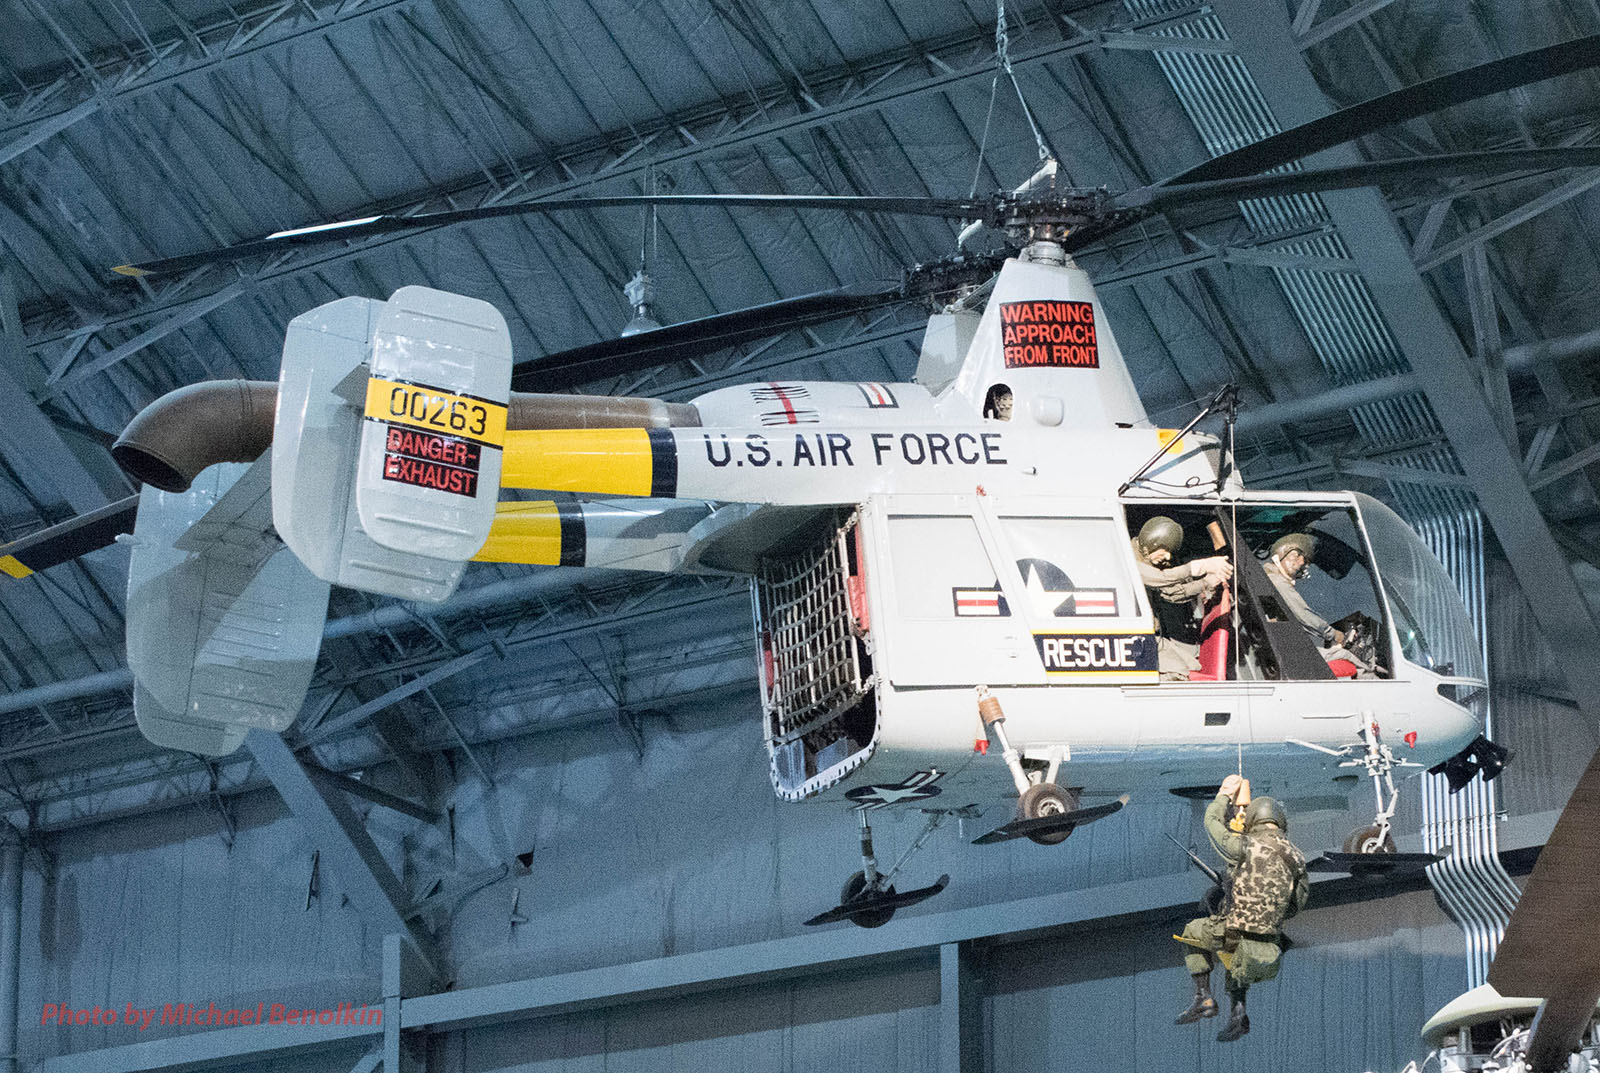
{"left": 1137, "top": 516, "right": 1184, "bottom": 556}
{"left": 1270, "top": 533, "right": 1316, "bottom": 562}
{"left": 1244, "top": 796, "right": 1287, "bottom": 832}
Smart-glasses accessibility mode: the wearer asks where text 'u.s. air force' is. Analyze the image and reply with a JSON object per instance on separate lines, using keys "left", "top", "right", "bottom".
{"left": 702, "top": 431, "right": 1006, "bottom": 469}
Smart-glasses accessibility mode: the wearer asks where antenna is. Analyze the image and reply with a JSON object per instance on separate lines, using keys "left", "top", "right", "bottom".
{"left": 1117, "top": 383, "right": 1238, "bottom": 495}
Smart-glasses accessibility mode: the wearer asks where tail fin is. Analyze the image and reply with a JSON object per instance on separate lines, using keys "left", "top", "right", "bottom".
{"left": 127, "top": 457, "right": 330, "bottom": 756}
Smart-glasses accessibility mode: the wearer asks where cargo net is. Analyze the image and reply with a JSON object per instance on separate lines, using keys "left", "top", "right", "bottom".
{"left": 755, "top": 516, "right": 872, "bottom": 771}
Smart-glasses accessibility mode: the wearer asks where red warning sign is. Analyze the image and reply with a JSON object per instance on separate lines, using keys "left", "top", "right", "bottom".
{"left": 999, "top": 300, "right": 1099, "bottom": 369}
{"left": 381, "top": 426, "right": 481, "bottom": 498}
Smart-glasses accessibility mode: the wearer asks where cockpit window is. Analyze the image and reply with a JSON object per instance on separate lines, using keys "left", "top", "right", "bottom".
{"left": 1354, "top": 493, "right": 1485, "bottom": 682}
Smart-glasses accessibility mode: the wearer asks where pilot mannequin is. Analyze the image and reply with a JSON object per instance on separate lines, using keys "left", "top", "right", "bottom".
{"left": 983, "top": 383, "right": 1014, "bottom": 421}
{"left": 1131, "top": 516, "right": 1232, "bottom": 681}
{"left": 1175, "top": 775, "right": 1309, "bottom": 1042}
{"left": 1263, "top": 533, "right": 1376, "bottom": 677}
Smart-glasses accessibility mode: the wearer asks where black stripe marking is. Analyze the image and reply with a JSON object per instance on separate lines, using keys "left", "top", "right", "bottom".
{"left": 3, "top": 495, "right": 139, "bottom": 572}
{"left": 648, "top": 428, "right": 678, "bottom": 498}
{"left": 557, "top": 501, "right": 586, "bottom": 567}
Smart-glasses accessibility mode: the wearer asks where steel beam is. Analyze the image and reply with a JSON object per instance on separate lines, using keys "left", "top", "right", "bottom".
{"left": 939, "top": 943, "right": 982, "bottom": 1073}
{"left": 0, "top": 264, "right": 121, "bottom": 512}
{"left": 301, "top": 647, "right": 494, "bottom": 746}
{"left": 1217, "top": 1, "right": 1600, "bottom": 719}
{"left": 245, "top": 730, "right": 439, "bottom": 975}
{"left": 1340, "top": 459, "right": 1476, "bottom": 491}
{"left": 39, "top": 283, "right": 247, "bottom": 400}
{"left": 302, "top": 763, "right": 439, "bottom": 824}
{"left": 1294, "top": 0, "right": 1403, "bottom": 50}
{"left": 0, "top": 0, "right": 420, "bottom": 165}
{"left": 24, "top": 3, "right": 1214, "bottom": 351}
{"left": 39, "top": 1016, "right": 380, "bottom": 1073}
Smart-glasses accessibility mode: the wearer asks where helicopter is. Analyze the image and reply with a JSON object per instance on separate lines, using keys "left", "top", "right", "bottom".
{"left": 7, "top": 32, "right": 1595, "bottom": 927}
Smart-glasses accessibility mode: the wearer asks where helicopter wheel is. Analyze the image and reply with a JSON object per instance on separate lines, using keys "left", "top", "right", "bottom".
{"left": 1342, "top": 825, "right": 1397, "bottom": 855}
{"left": 840, "top": 871, "right": 897, "bottom": 928}
{"left": 1019, "top": 783, "right": 1080, "bottom": 846}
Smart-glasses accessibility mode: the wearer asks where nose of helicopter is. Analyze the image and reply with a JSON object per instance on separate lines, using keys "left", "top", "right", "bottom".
{"left": 1414, "top": 687, "right": 1486, "bottom": 767}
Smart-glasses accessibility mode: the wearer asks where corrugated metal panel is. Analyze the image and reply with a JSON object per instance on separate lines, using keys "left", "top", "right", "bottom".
{"left": 443, "top": 963, "right": 938, "bottom": 1073}
{"left": 987, "top": 887, "right": 1467, "bottom": 1073}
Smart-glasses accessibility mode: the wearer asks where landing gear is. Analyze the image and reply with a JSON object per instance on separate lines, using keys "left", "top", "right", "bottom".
{"left": 1341, "top": 824, "right": 1397, "bottom": 855}
{"left": 1295, "top": 722, "right": 1443, "bottom": 879}
{"left": 1017, "top": 783, "right": 1079, "bottom": 845}
{"left": 802, "top": 809, "right": 952, "bottom": 928}
{"left": 1340, "top": 722, "right": 1412, "bottom": 855}
{"left": 837, "top": 870, "right": 896, "bottom": 929}
{"left": 972, "top": 686, "right": 1129, "bottom": 845}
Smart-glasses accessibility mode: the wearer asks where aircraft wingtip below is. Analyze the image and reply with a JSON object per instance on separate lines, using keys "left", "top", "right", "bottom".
{"left": 111, "top": 264, "right": 147, "bottom": 278}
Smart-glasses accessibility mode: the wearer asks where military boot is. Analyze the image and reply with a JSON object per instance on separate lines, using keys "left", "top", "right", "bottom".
{"left": 1174, "top": 973, "right": 1218, "bottom": 1024}
{"left": 1216, "top": 990, "right": 1249, "bottom": 1042}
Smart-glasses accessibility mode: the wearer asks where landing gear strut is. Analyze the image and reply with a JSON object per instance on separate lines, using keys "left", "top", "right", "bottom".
{"left": 971, "top": 686, "right": 1129, "bottom": 845}
{"left": 1296, "top": 722, "right": 1446, "bottom": 879}
{"left": 802, "top": 809, "right": 953, "bottom": 928}
{"left": 1342, "top": 723, "right": 1407, "bottom": 854}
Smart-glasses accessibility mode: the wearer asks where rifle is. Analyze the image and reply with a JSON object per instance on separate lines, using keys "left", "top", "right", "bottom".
{"left": 1166, "top": 832, "right": 1223, "bottom": 886}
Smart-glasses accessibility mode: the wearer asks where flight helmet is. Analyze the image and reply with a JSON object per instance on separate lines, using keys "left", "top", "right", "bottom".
{"left": 1137, "top": 516, "right": 1185, "bottom": 556}
{"left": 1244, "top": 796, "right": 1287, "bottom": 832}
{"left": 1267, "top": 530, "right": 1318, "bottom": 575}
{"left": 1270, "top": 532, "right": 1316, "bottom": 562}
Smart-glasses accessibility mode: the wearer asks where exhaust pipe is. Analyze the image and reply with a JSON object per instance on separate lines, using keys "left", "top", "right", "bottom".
{"left": 113, "top": 380, "right": 278, "bottom": 492}
{"left": 112, "top": 381, "right": 701, "bottom": 492}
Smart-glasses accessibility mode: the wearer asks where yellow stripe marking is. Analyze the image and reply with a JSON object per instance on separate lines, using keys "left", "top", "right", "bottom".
{"left": 1156, "top": 428, "right": 1184, "bottom": 455}
{"left": 473, "top": 502, "right": 564, "bottom": 565}
{"left": 364, "top": 377, "right": 508, "bottom": 447}
{"left": 0, "top": 555, "right": 32, "bottom": 579}
{"left": 1031, "top": 628, "right": 1153, "bottom": 637}
{"left": 1042, "top": 669, "right": 1159, "bottom": 681}
{"left": 501, "top": 429, "right": 654, "bottom": 495}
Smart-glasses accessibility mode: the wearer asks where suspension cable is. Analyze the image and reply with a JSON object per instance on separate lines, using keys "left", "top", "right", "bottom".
{"left": 994, "top": 0, "right": 1052, "bottom": 162}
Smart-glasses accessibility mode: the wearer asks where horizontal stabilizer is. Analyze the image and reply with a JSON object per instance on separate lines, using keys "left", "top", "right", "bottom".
{"left": 127, "top": 459, "right": 331, "bottom": 756}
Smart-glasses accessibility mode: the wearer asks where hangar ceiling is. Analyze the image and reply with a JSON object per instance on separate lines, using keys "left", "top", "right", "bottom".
{"left": 2, "top": 0, "right": 1600, "bottom": 831}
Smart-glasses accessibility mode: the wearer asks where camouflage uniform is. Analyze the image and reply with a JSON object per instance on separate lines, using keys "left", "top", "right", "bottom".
{"left": 1181, "top": 792, "right": 1309, "bottom": 985}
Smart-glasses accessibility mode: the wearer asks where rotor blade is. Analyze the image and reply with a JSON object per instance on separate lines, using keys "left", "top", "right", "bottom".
{"left": 1488, "top": 744, "right": 1600, "bottom": 1065}
{"left": 511, "top": 254, "right": 1003, "bottom": 392}
{"left": 0, "top": 495, "right": 138, "bottom": 579}
{"left": 1120, "top": 147, "right": 1600, "bottom": 213}
{"left": 1159, "top": 31, "right": 1600, "bottom": 187}
{"left": 111, "top": 194, "right": 985, "bottom": 279}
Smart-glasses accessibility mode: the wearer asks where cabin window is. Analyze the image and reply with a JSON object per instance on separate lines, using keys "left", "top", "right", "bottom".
{"left": 996, "top": 516, "right": 1140, "bottom": 619}
{"left": 886, "top": 515, "right": 1006, "bottom": 618}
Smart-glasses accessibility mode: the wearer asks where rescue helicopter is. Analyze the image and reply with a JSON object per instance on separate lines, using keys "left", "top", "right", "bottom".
{"left": 6, "top": 32, "right": 1595, "bottom": 927}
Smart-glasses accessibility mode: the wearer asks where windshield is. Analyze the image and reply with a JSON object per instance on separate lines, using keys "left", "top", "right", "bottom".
{"left": 1355, "top": 493, "right": 1484, "bottom": 681}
